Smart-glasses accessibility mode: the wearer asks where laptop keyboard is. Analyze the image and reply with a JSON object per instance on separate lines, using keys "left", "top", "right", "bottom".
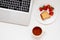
{"left": 0, "top": 0, "right": 31, "bottom": 12}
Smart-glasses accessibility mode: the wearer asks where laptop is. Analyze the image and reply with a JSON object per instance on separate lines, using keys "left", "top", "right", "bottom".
{"left": 0, "top": 0, "right": 33, "bottom": 26}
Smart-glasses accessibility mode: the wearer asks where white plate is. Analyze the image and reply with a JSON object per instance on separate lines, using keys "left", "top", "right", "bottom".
{"left": 34, "top": 0, "right": 57, "bottom": 24}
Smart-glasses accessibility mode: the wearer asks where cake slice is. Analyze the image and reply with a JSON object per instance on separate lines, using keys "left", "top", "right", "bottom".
{"left": 40, "top": 11, "right": 51, "bottom": 20}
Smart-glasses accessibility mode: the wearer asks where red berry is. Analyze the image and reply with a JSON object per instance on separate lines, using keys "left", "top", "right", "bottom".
{"left": 39, "top": 7, "right": 43, "bottom": 11}
{"left": 49, "top": 7, "right": 54, "bottom": 12}
{"left": 47, "top": 4, "right": 50, "bottom": 9}
{"left": 43, "top": 6, "right": 47, "bottom": 10}
{"left": 49, "top": 12, "right": 54, "bottom": 16}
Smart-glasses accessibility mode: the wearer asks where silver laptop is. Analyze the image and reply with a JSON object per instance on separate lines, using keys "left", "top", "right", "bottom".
{"left": 0, "top": 0, "right": 33, "bottom": 25}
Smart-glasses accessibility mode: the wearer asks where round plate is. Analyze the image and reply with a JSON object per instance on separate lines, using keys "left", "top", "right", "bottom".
{"left": 34, "top": 0, "right": 57, "bottom": 24}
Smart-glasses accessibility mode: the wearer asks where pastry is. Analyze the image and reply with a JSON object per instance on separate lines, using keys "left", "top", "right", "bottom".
{"left": 40, "top": 11, "right": 51, "bottom": 20}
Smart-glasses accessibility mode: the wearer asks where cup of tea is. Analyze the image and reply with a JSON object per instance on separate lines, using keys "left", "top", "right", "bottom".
{"left": 32, "top": 26, "right": 44, "bottom": 38}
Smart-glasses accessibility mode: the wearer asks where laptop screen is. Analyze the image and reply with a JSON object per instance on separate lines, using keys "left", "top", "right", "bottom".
{"left": 0, "top": 0, "right": 31, "bottom": 12}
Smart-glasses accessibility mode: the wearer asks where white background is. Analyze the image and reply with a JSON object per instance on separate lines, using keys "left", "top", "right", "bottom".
{"left": 0, "top": 0, "right": 60, "bottom": 40}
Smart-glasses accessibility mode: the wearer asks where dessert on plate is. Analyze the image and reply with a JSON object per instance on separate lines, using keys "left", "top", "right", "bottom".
{"left": 40, "top": 11, "right": 51, "bottom": 20}
{"left": 39, "top": 4, "right": 54, "bottom": 20}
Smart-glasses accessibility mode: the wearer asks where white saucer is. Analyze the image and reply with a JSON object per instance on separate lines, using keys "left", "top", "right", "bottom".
{"left": 34, "top": 0, "right": 57, "bottom": 24}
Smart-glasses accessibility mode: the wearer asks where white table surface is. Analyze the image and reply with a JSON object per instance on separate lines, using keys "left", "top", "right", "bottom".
{"left": 0, "top": 0, "right": 60, "bottom": 40}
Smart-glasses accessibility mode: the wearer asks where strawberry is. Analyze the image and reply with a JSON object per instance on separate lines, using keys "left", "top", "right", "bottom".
{"left": 39, "top": 7, "right": 43, "bottom": 11}
{"left": 46, "top": 4, "right": 50, "bottom": 9}
{"left": 43, "top": 6, "right": 47, "bottom": 10}
{"left": 49, "top": 11, "right": 54, "bottom": 16}
{"left": 49, "top": 7, "right": 54, "bottom": 12}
